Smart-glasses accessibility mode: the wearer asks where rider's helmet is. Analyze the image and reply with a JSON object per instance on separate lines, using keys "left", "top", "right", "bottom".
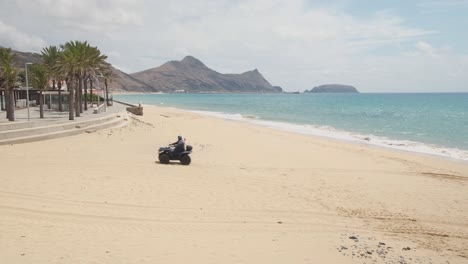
{"left": 178, "top": 135, "right": 183, "bottom": 140}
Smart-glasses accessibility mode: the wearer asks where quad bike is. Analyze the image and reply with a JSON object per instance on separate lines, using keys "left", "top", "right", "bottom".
{"left": 158, "top": 145, "right": 193, "bottom": 165}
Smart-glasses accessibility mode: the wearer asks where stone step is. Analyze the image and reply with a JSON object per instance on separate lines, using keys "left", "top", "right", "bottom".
{"left": 0, "top": 114, "right": 119, "bottom": 140}
{"left": 0, "top": 120, "right": 56, "bottom": 132}
{"left": 0, "top": 115, "right": 128, "bottom": 145}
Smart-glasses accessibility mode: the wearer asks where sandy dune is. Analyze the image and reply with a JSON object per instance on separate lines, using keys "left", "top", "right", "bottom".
{"left": 1, "top": 106, "right": 467, "bottom": 263}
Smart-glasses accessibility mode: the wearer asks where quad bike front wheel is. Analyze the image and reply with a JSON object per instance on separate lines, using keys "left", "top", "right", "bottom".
{"left": 159, "top": 153, "right": 170, "bottom": 164}
{"left": 180, "top": 155, "right": 191, "bottom": 165}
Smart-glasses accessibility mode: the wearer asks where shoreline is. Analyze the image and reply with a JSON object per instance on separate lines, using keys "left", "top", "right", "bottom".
{"left": 193, "top": 109, "right": 468, "bottom": 163}
{"left": 1, "top": 104, "right": 467, "bottom": 263}
{"left": 117, "top": 92, "right": 468, "bottom": 162}
{"left": 139, "top": 103, "right": 468, "bottom": 163}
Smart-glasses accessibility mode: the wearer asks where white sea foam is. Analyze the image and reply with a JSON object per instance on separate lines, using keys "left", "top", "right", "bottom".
{"left": 190, "top": 110, "right": 468, "bottom": 162}
{"left": 191, "top": 110, "right": 245, "bottom": 121}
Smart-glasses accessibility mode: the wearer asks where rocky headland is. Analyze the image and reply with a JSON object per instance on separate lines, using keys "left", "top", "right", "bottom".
{"left": 131, "top": 56, "right": 282, "bottom": 93}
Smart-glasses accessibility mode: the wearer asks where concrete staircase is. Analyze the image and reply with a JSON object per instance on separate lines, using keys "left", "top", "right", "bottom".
{"left": 0, "top": 113, "right": 128, "bottom": 145}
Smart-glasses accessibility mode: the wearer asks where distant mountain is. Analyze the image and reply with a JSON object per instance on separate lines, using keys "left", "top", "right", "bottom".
{"left": 131, "top": 56, "right": 282, "bottom": 93}
{"left": 305, "top": 84, "right": 359, "bottom": 93}
{"left": 108, "top": 67, "right": 158, "bottom": 93}
{"left": 1, "top": 47, "right": 43, "bottom": 67}
{"left": 5, "top": 48, "right": 281, "bottom": 93}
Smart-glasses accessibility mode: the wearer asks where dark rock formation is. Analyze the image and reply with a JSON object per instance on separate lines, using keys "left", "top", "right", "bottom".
{"left": 305, "top": 84, "right": 359, "bottom": 93}
{"left": 126, "top": 106, "right": 143, "bottom": 116}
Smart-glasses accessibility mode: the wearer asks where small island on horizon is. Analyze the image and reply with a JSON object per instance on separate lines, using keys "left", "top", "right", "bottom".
{"left": 304, "top": 84, "right": 359, "bottom": 93}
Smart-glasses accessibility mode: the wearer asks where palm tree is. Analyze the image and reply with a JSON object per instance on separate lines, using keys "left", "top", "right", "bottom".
{"left": 55, "top": 41, "right": 81, "bottom": 120}
{"left": 81, "top": 44, "right": 109, "bottom": 110}
{"left": 55, "top": 41, "right": 109, "bottom": 120}
{"left": 0, "top": 48, "right": 20, "bottom": 121}
{"left": 30, "top": 64, "right": 49, "bottom": 119}
{"left": 41, "top": 46, "right": 63, "bottom": 112}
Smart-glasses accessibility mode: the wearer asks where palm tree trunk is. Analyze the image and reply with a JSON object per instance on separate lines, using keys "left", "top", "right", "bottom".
{"left": 84, "top": 77, "right": 88, "bottom": 111}
{"left": 7, "top": 89, "right": 15, "bottom": 121}
{"left": 68, "top": 80, "right": 75, "bottom": 120}
{"left": 49, "top": 80, "right": 56, "bottom": 110}
{"left": 79, "top": 77, "right": 83, "bottom": 114}
{"left": 5, "top": 90, "right": 9, "bottom": 119}
{"left": 90, "top": 79, "right": 93, "bottom": 106}
{"left": 58, "top": 81, "right": 63, "bottom": 112}
{"left": 47, "top": 93, "right": 51, "bottom": 110}
{"left": 0, "top": 90, "right": 4, "bottom": 111}
{"left": 14, "top": 90, "right": 17, "bottom": 108}
{"left": 39, "top": 91, "right": 44, "bottom": 119}
{"left": 105, "top": 78, "right": 110, "bottom": 106}
{"left": 75, "top": 79, "right": 80, "bottom": 117}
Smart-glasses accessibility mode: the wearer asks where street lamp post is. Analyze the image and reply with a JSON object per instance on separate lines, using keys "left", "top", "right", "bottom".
{"left": 25, "top": 62, "right": 32, "bottom": 121}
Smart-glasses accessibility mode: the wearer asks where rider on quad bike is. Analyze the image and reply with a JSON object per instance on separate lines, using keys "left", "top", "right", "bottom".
{"left": 158, "top": 135, "right": 193, "bottom": 165}
{"left": 170, "top": 135, "right": 185, "bottom": 156}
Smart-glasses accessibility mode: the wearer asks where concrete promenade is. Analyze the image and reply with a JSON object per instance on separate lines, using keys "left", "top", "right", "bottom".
{"left": 0, "top": 102, "right": 131, "bottom": 144}
{"left": 0, "top": 102, "right": 127, "bottom": 125}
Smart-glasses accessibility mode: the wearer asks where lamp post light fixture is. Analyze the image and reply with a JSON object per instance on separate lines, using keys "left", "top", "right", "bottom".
{"left": 25, "top": 62, "right": 33, "bottom": 121}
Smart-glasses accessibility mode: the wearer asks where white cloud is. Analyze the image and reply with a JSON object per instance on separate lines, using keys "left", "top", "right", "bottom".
{"left": 0, "top": 20, "right": 47, "bottom": 51}
{"left": 415, "top": 41, "right": 436, "bottom": 56}
{"left": 13, "top": 0, "right": 144, "bottom": 32}
{"left": 1, "top": 0, "right": 467, "bottom": 92}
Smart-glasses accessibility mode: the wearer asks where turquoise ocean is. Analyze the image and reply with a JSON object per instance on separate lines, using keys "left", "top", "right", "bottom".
{"left": 115, "top": 93, "right": 468, "bottom": 161}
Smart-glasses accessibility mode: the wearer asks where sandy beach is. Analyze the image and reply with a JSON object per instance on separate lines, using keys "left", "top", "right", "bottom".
{"left": 1, "top": 105, "right": 467, "bottom": 263}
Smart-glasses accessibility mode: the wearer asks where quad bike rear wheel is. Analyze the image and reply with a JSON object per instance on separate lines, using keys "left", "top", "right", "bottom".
{"left": 180, "top": 155, "right": 191, "bottom": 165}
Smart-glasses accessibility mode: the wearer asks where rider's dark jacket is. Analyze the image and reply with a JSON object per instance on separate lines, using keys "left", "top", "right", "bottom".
{"left": 171, "top": 139, "right": 185, "bottom": 154}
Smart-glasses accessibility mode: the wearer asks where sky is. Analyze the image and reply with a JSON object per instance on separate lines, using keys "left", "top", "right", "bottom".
{"left": 1, "top": 0, "right": 467, "bottom": 92}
